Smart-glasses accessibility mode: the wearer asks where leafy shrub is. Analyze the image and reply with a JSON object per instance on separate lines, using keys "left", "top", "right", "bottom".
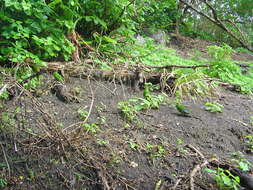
{"left": 205, "top": 168, "right": 240, "bottom": 190}
{"left": 206, "top": 45, "right": 253, "bottom": 94}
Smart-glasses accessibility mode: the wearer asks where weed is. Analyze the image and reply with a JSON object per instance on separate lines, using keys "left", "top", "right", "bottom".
{"left": 176, "top": 138, "right": 188, "bottom": 153}
{"left": 97, "top": 139, "right": 109, "bottom": 146}
{"left": 77, "top": 109, "right": 88, "bottom": 120}
{"left": 205, "top": 168, "right": 240, "bottom": 190}
{"left": 53, "top": 72, "right": 64, "bottom": 82}
{"left": 174, "top": 70, "right": 217, "bottom": 99}
{"left": 0, "top": 84, "right": 9, "bottom": 99}
{"left": 27, "top": 168, "right": 35, "bottom": 181}
{"left": 245, "top": 135, "right": 253, "bottom": 153}
{"left": 118, "top": 84, "right": 165, "bottom": 122}
{"left": 123, "top": 123, "right": 131, "bottom": 129}
{"left": 73, "top": 87, "right": 82, "bottom": 95}
{"left": 0, "top": 178, "right": 7, "bottom": 188}
{"left": 109, "top": 153, "right": 122, "bottom": 166}
{"left": 131, "top": 96, "right": 164, "bottom": 111}
{"left": 118, "top": 101, "right": 137, "bottom": 122}
{"left": 176, "top": 138, "right": 184, "bottom": 145}
{"left": 128, "top": 139, "right": 139, "bottom": 151}
{"left": 82, "top": 123, "right": 100, "bottom": 134}
{"left": 145, "top": 143, "right": 166, "bottom": 158}
{"left": 207, "top": 44, "right": 253, "bottom": 94}
{"left": 56, "top": 122, "right": 64, "bottom": 127}
{"left": 204, "top": 101, "right": 224, "bottom": 113}
{"left": 15, "top": 67, "right": 43, "bottom": 90}
{"left": 0, "top": 112, "right": 16, "bottom": 131}
{"left": 231, "top": 152, "right": 251, "bottom": 171}
{"left": 96, "top": 103, "right": 107, "bottom": 113}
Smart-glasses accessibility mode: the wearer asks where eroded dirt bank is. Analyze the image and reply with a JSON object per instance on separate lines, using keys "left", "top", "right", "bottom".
{"left": 1, "top": 75, "right": 253, "bottom": 190}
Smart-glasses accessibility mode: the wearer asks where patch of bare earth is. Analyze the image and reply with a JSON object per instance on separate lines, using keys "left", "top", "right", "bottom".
{"left": 1, "top": 74, "right": 253, "bottom": 190}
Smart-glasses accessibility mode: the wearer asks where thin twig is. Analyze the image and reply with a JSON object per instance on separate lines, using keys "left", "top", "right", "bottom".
{"left": 186, "top": 144, "right": 216, "bottom": 190}
{"left": 186, "top": 144, "right": 205, "bottom": 159}
{"left": 98, "top": 169, "right": 111, "bottom": 190}
{"left": 232, "top": 119, "right": 249, "bottom": 127}
{"left": 63, "top": 77, "right": 95, "bottom": 132}
{"left": 190, "top": 158, "right": 217, "bottom": 190}
{"left": 172, "top": 178, "right": 182, "bottom": 190}
{"left": 0, "top": 142, "right": 11, "bottom": 177}
{"left": 144, "top": 64, "right": 209, "bottom": 70}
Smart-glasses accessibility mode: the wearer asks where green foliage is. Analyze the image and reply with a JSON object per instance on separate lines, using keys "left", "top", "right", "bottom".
{"left": 250, "top": 116, "right": 253, "bottom": 126}
{"left": 97, "top": 139, "right": 109, "bottom": 146}
{"left": 188, "top": 0, "right": 253, "bottom": 47}
{"left": 128, "top": 139, "right": 139, "bottom": 151}
{"left": 130, "top": 95, "right": 164, "bottom": 111}
{"left": 1, "top": 111, "right": 16, "bottom": 131}
{"left": 231, "top": 152, "right": 251, "bottom": 172}
{"left": 0, "top": 0, "right": 74, "bottom": 63}
{"left": 244, "top": 135, "right": 253, "bottom": 153}
{"left": 118, "top": 101, "right": 137, "bottom": 122}
{"left": 53, "top": 72, "right": 64, "bottom": 82}
{"left": 82, "top": 123, "right": 100, "bottom": 134}
{"left": 145, "top": 143, "right": 166, "bottom": 158}
{"left": 134, "top": 0, "right": 177, "bottom": 31}
{"left": 118, "top": 84, "right": 165, "bottom": 122}
{"left": 174, "top": 70, "right": 217, "bottom": 99}
{"left": 0, "top": 84, "right": 9, "bottom": 100}
{"left": 175, "top": 138, "right": 188, "bottom": 153}
{"left": 207, "top": 45, "right": 240, "bottom": 81}
{"left": 205, "top": 168, "right": 240, "bottom": 190}
{"left": 204, "top": 102, "right": 224, "bottom": 113}
{"left": 206, "top": 45, "right": 253, "bottom": 94}
{"left": 0, "top": 178, "right": 7, "bottom": 188}
{"left": 77, "top": 109, "right": 88, "bottom": 120}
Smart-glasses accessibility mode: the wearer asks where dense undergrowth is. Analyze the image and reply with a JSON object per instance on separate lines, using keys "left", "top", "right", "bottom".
{"left": 1, "top": 1, "right": 253, "bottom": 190}
{"left": 0, "top": 0, "right": 253, "bottom": 99}
{"left": 94, "top": 37, "right": 253, "bottom": 96}
{"left": 1, "top": 34, "right": 253, "bottom": 100}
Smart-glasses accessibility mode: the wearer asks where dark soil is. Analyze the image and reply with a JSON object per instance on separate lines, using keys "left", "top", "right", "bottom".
{"left": 1, "top": 38, "right": 253, "bottom": 190}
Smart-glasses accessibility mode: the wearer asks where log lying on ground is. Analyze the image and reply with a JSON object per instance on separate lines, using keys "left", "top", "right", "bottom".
{"left": 14, "top": 61, "right": 249, "bottom": 95}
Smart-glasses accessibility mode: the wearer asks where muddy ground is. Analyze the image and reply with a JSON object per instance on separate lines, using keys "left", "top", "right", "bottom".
{"left": 1, "top": 38, "right": 253, "bottom": 190}
{"left": 1, "top": 75, "right": 253, "bottom": 190}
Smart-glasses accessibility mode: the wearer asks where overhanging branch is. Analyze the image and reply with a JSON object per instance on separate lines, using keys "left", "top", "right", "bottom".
{"left": 179, "top": 0, "right": 253, "bottom": 52}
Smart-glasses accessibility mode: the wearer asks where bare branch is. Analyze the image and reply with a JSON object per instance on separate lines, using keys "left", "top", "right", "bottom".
{"left": 179, "top": 0, "right": 253, "bottom": 52}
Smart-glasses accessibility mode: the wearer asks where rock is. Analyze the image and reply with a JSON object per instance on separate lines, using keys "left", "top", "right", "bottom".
{"left": 149, "top": 30, "right": 168, "bottom": 46}
{"left": 136, "top": 34, "right": 146, "bottom": 44}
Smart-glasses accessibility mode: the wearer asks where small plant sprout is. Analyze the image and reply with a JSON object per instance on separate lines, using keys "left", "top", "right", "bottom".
{"left": 205, "top": 168, "right": 240, "bottom": 190}
{"left": 0, "top": 178, "right": 7, "bottom": 188}
{"left": 118, "top": 101, "right": 137, "bottom": 122}
{"left": 231, "top": 152, "right": 251, "bottom": 172}
{"left": 77, "top": 109, "right": 88, "bottom": 120}
{"left": 204, "top": 101, "right": 224, "bottom": 113}
{"left": 145, "top": 143, "right": 166, "bottom": 158}
{"left": 109, "top": 153, "right": 122, "bottom": 166}
{"left": 176, "top": 138, "right": 188, "bottom": 153}
{"left": 176, "top": 138, "right": 184, "bottom": 145}
{"left": 128, "top": 139, "right": 139, "bottom": 151}
{"left": 245, "top": 135, "right": 253, "bottom": 153}
{"left": 82, "top": 123, "right": 100, "bottom": 134}
{"left": 97, "top": 139, "right": 109, "bottom": 146}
